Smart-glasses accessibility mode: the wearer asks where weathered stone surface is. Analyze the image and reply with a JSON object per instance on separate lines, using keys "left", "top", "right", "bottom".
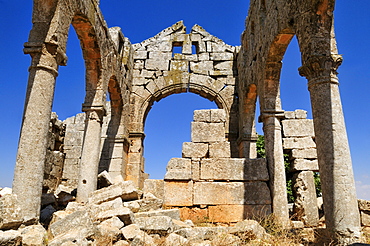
{"left": 291, "top": 159, "right": 319, "bottom": 171}
{"left": 165, "top": 233, "right": 188, "bottom": 246}
{"left": 21, "top": 224, "right": 47, "bottom": 246}
{"left": 49, "top": 210, "right": 95, "bottom": 238}
{"left": 135, "top": 209, "right": 180, "bottom": 220}
{"left": 164, "top": 158, "right": 192, "bottom": 180}
{"left": 358, "top": 199, "right": 370, "bottom": 211}
{"left": 182, "top": 142, "right": 208, "bottom": 158}
{"left": 121, "top": 224, "right": 141, "bottom": 240}
{"left": 0, "top": 187, "right": 12, "bottom": 197}
{"left": 88, "top": 181, "right": 139, "bottom": 204}
{"left": 99, "top": 216, "right": 125, "bottom": 230}
{"left": 193, "top": 110, "right": 210, "bottom": 122}
{"left": 291, "top": 149, "right": 317, "bottom": 159}
{"left": 95, "top": 207, "right": 134, "bottom": 225}
{"left": 191, "top": 122, "right": 225, "bottom": 143}
{"left": 360, "top": 211, "right": 370, "bottom": 226}
{"left": 283, "top": 137, "right": 316, "bottom": 149}
{"left": 113, "top": 240, "right": 130, "bottom": 246}
{"left": 208, "top": 205, "right": 272, "bottom": 222}
{"left": 48, "top": 229, "right": 92, "bottom": 246}
{"left": 208, "top": 141, "right": 230, "bottom": 158}
{"left": 295, "top": 109, "right": 307, "bottom": 119}
{"left": 135, "top": 216, "right": 174, "bottom": 235}
{"left": 228, "top": 219, "right": 269, "bottom": 240}
{"left": 0, "top": 194, "right": 23, "bottom": 230}
{"left": 178, "top": 207, "right": 209, "bottom": 224}
{"left": 97, "top": 170, "right": 113, "bottom": 189}
{"left": 193, "top": 182, "right": 271, "bottom": 205}
{"left": 174, "top": 227, "right": 229, "bottom": 241}
{"left": 0, "top": 230, "right": 21, "bottom": 246}
{"left": 143, "top": 179, "right": 164, "bottom": 200}
{"left": 282, "top": 119, "right": 315, "bottom": 137}
{"left": 164, "top": 181, "right": 193, "bottom": 206}
{"left": 210, "top": 109, "right": 227, "bottom": 123}
{"left": 136, "top": 192, "right": 163, "bottom": 212}
{"left": 293, "top": 171, "right": 319, "bottom": 226}
{"left": 200, "top": 158, "right": 269, "bottom": 181}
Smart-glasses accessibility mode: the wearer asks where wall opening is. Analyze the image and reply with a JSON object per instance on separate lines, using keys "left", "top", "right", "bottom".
{"left": 172, "top": 42, "right": 183, "bottom": 56}
{"left": 143, "top": 93, "right": 217, "bottom": 179}
{"left": 53, "top": 25, "right": 85, "bottom": 120}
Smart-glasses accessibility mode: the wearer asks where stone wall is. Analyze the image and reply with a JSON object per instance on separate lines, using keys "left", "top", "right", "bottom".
{"left": 144, "top": 109, "right": 271, "bottom": 223}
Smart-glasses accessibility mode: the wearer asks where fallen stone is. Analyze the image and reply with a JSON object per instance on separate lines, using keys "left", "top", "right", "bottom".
{"left": 113, "top": 240, "right": 130, "bottom": 246}
{"left": 49, "top": 210, "right": 95, "bottom": 238}
{"left": 135, "top": 216, "right": 175, "bottom": 235}
{"left": 123, "top": 200, "right": 140, "bottom": 213}
{"left": 21, "top": 224, "right": 47, "bottom": 246}
{"left": 48, "top": 228, "right": 92, "bottom": 246}
{"left": 88, "top": 181, "right": 139, "bottom": 205}
{"left": 174, "top": 227, "right": 229, "bottom": 241}
{"left": 165, "top": 233, "right": 188, "bottom": 246}
{"left": 228, "top": 219, "right": 269, "bottom": 240}
{"left": 97, "top": 170, "right": 113, "bottom": 189}
{"left": 121, "top": 224, "right": 141, "bottom": 240}
{"left": 130, "top": 232, "right": 155, "bottom": 246}
{"left": 361, "top": 211, "right": 370, "bottom": 226}
{"left": 358, "top": 199, "right": 370, "bottom": 211}
{"left": 135, "top": 209, "right": 180, "bottom": 220}
{"left": 96, "top": 207, "right": 134, "bottom": 225}
{"left": 143, "top": 179, "right": 164, "bottom": 200}
{"left": 211, "top": 233, "right": 241, "bottom": 246}
{"left": 0, "top": 194, "right": 23, "bottom": 230}
{"left": 0, "top": 230, "right": 22, "bottom": 246}
{"left": 99, "top": 216, "right": 125, "bottom": 229}
{"left": 136, "top": 192, "right": 163, "bottom": 212}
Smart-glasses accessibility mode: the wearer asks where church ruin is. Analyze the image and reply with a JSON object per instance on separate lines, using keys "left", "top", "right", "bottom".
{"left": 2, "top": 0, "right": 362, "bottom": 244}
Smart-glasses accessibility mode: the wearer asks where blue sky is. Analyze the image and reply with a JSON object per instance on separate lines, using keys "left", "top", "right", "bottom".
{"left": 0, "top": 1, "right": 369, "bottom": 200}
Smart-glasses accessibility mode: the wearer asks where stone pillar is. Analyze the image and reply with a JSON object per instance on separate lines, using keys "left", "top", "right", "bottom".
{"left": 261, "top": 112, "right": 289, "bottom": 227}
{"left": 12, "top": 43, "right": 60, "bottom": 222}
{"left": 127, "top": 132, "right": 145, "bottom": 188}
{"left": 238, "top": 134, "right": 258, "bottom": 159}
{"left": 299, "top": 55, "right": 361, "bottom": 242}
{"left": 76, "top": 106, "right": 104, "bottom": 203}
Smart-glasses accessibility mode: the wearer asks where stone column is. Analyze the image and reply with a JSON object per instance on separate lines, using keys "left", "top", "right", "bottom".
{"left": 299, "top": 55, "right": 361, "bottom": 242}
{"left": 261, "top": 112, "right": 289, "bottom": 227}
{"left": 76, "top": 106, "right": 105, "bottom": 203}
{"left": 126, "top": 132, "right": 145, "bottom": 188}
{"left": 12, "top": 43, "right": 61, "bottom": 222}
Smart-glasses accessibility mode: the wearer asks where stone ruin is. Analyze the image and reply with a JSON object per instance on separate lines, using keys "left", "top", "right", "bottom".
{"left": 0, "top": 0, "right": 367, "bottom": 244}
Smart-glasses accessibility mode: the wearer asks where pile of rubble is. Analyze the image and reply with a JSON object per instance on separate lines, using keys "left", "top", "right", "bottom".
{"left": 0, "top": 175, "right": 271, "bottom": 246}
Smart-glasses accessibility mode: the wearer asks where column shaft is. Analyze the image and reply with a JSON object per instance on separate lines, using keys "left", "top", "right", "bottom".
{"left": 76, "top": 108, "right": 104, "bottom": 203}
{"left": 13, "top": 51, "right": 58, "bottom": 221}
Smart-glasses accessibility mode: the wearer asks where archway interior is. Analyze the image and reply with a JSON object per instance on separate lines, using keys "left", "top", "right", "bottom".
{"left": 144, "top": 93, "right": 218, "bottom": 179}
{"left": 52, "top": 25, "right": 85, "bottom": 120}
{"left": 280, "top": 36, "right": 311, "bottom": 117}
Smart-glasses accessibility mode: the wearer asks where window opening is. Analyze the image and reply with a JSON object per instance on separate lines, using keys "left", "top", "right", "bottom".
{"left": 172, "top": 42, "right": 183, "bottom": 57}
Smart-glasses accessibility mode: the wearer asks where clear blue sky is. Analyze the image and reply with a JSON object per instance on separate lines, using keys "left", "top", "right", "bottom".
{"left": 0, "top": 1, "right": 369, "bottom": 200}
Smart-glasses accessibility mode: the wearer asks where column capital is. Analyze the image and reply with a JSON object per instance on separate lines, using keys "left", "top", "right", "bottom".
{"left": 258, "top": 110, "right": 285, "bottom": 123}
{"left": 82, "top": 105, "right": 105, "bottom": 123}
{"left": 298, "top": 54, "right": 342, "bottom": 88}
{"left": 129, "top": 132, "right": 146, "bottom": 140}
{"left": 24, "top": 42, "right": 68, "bottom": 66}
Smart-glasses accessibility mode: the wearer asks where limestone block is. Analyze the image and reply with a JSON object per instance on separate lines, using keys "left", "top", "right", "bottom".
{"left": 178, "top": 207, "right": 208, "bottom": 223}
{"left": 191, "top": 122, "right": 225, "bottom": 143}
{"left": 133, "top": 50, "right": 147, "bottom": 59}
{"left": 134, "top": 60, "right": 144, "bottom": 69}
{"left": 295, "top": 109, "right": 307, "bottom": 119}
{"left": 283, "top": 137, "right": 316, "bottom": 149}
{"left": 145, "top": 58, "right": 169, "bottom": 70}
{"left": 0, "top": 187, "right": 12, "bottom": 197}
{"left": 164, "top": 181, "right": 193, "bottom": 206}
{"left": 208, "top": 205, "right": 272, "bottom": 222}
{"left": 0, "top": 230, "right": 21, "bottom": 246}
{"left": 198, "top": 53, "right": 209, "bottom": 60}
{"left": 191, "top": 159, "right": 200, "bottom": 180}
{"left": 291, "top": 149, "right": 317, "bottom": 159}
{"left": 174, "top": 227, "right": 229, "bottom": 241}
{"left": 209, "top": 141, "right": 230, "bottom": 158}
{"left": 210, "top": 109, "right": 226, "bottom": 122}
{"left": 200, "top": 158, "right": 269, "bottom": 181}
{"left": 135, "top": 216, "right": 174, "bottom": 235}
{"left": 97, "top": 170, "right": 113, "bottom": 189}
{"left": 0, "top": 194, "right": 23, "bottom": 230}
{"left": 130, "top": 231, "right": 155, "bottom": 245}
{"left": 135, "top": 209, "right": 180, "bottom": 220}
{"left": 123, "top": 201, "right": 140, "bottom": 213}
{"left": 64, "top": 146, "right": 82, "bottom": 159}
{"left": 88, "top": 197, "right": 123, "bottom": 217}
{"left": 282, "top": 119, "right": 315, "bottom": 137}
{"left": 64, "top": 131, "right": 84, "bottom": 146}
{"left": 48, "top": 229, "right": 91, "bottom": 246}
{"left": 121, "top": 224, "right": 141, "bottom": 240}
{"left": 210, "top": 52, "right": 234, "bottom": 61}
{"left": 182, "top": 142, "right": 208, "bottom": 158}
{"left": 148, "top": 51, "right": 172, "bottom": 60}
{"left": 114, "top": 240, "right": 130, "bottom": 246}
{"left": 184, "top": 54, "right": 198, "bottom": 61}
{"left": 143, "top": 179, "right": 164, "bottom": 200}
{"left": 189, "top": 73, "right": 217, "bottom": 89}
{"left": 164, "top": 158, "right": 192, "bottom": 180}
{"left": 189, "top": 61, "right": 213, "bottom": 75}
{"left": 193, "top": 182, "right": 271, "bottom": 205}
{"left": 358, "top": 199, "right": 370, "bottom": 211}
{"left": 99, "top": 216, "right": 124, "bottom": 230}
{"left": 228, "top": 219, "right": 269, "bottom": 240}
{"left": 49, "top": 210, "right": 95, "bottom": 237}
{"left": 88, "top": 181, "right": 139, "bottom": 205}
{"left": 135, "top": 193, "right": 163, "bottom": 212}
{"left": 193, "top": 109, "right": 211, "bottom": 122}
{"left": 21, "top": 224, "right": 47, "bottom": 246}
{"left": 165, "top": 233, "right": 188, "bottom": 246}
{"left": 284, "top": 111, "right": 295, "bottom": 119}
{"left": 293, "top": 171, "right": 319, "bottom": 226}
{"left": 95, "top": 207, "right": 134, "bottom": 225}
{"left": 170, "top": 60, "right": 189, "bottom": 72}
{"left": 214, "top": 61, "right": 233, "bottom": 71}
{"left": 291, "top": 159, "right": 319, "bottom": 171}
{"left": 361, "top": 211, "right": 370, "bottom": 226}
